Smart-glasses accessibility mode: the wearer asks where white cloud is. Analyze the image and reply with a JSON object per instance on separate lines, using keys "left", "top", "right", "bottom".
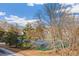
{"left": 26, "top": 3, "right": 45, "bottom": 6}
{"left": 27, "top": 3, "right": 35, "bottom": 6}
{"left": 34, "top": 3, "right": 45, "bottom": 4}
{"left": 70, "top": 4, "right": 79, "bottom": 13}
{"left": 4, "top": 15, "right": 38, "bottom": 26}
{"left": 0, "top": 11, "right": 6, "bottom": 16}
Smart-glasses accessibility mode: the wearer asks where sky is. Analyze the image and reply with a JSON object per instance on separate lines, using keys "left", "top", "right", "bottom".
{"left": 0, "top": 3, "right": 44, "bottom": 26}
{"left": 0, "top": 3, "right": 43, "bottom": 19}
{"left": 0, "top": 3, "right": 79, "bottom": 27}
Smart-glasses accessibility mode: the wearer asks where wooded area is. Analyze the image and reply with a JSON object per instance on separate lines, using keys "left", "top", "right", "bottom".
{"left": 0, "top": 4, "right": 79, "bottom": 55}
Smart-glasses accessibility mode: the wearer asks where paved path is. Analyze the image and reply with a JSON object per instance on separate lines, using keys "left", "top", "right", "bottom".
{"left": 0, "top": 48, "right": 17, "bottom": 56}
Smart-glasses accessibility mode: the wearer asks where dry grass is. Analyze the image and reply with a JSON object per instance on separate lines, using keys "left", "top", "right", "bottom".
{"left": 0, "top": 44, "right": 79, "bottom": 56}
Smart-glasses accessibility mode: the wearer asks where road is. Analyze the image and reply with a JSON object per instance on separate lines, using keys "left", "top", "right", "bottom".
{"left": 0, "top": 48, "right": 17, "bottom": 56}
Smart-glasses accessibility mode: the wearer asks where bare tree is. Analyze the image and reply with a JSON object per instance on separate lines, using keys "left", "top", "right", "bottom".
{"left": 35, "top": 3, "right": 78, "bottom": 50}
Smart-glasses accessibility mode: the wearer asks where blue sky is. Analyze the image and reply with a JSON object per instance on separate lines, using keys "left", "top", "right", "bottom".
{"left": 0, "top": 3, "right": 45, "bottom": 26}
{"left": 0, "top": 3, "right": 43, "bottom": 19}
{"left": 0, "top": 3, "right": 79, "bottom": 27}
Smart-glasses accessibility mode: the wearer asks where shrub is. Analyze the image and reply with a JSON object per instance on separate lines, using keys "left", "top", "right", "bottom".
{"left": 17, "top": 40, "right": 32, "bottom": 49}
